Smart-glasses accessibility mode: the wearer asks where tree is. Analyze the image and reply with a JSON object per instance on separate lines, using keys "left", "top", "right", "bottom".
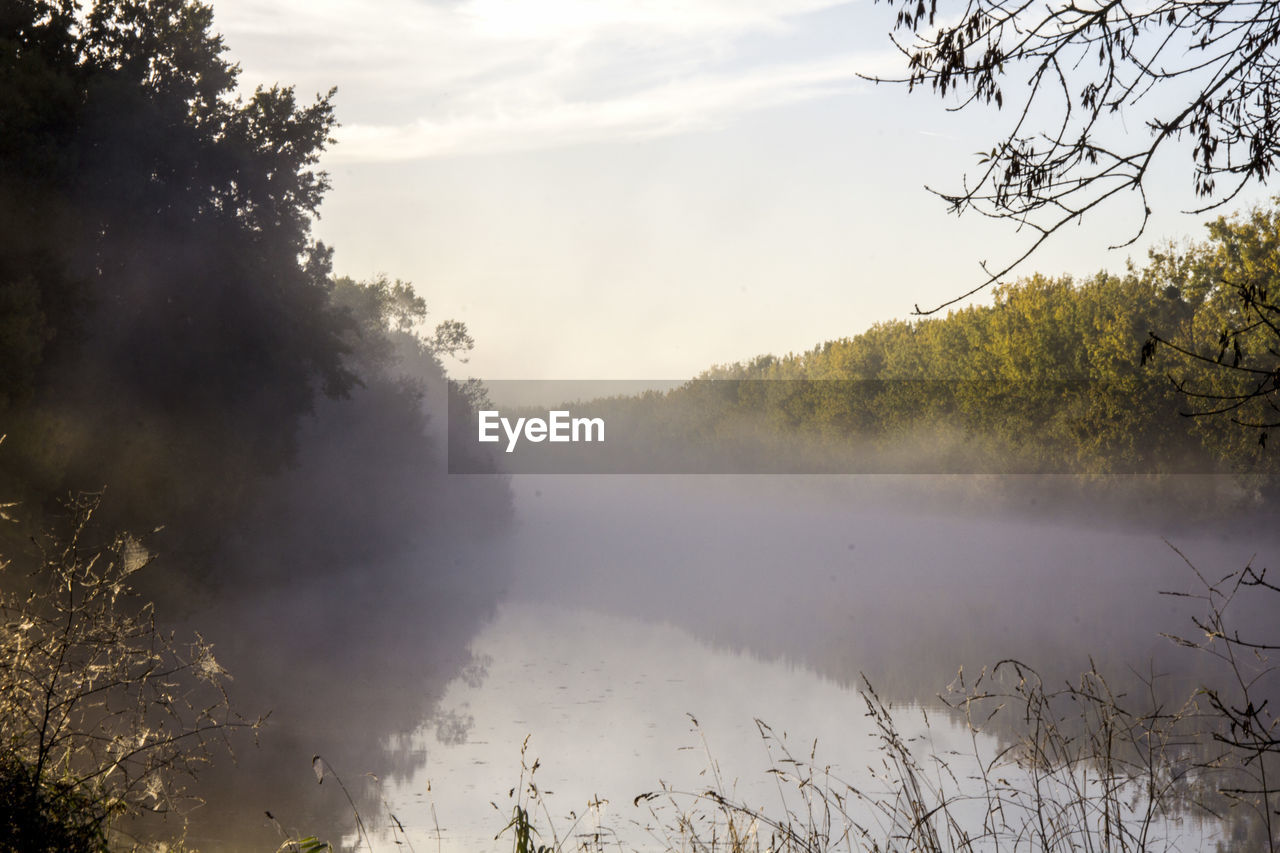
{"left": 1143, "top": 207, "right": 1280, "bottom": 440}
{"left": 871, "top": 0, "right": 1280, "bottom": 310}
{"left": 0, "top": 0, "right": 353, "bottom": 526}
{"left": 871, "top": 0, "right": 1280, "bottom": 441}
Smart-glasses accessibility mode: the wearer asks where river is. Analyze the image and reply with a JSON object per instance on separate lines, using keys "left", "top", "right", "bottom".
{"left": 352, "top": 475, "right": 1254, "bottom": 852}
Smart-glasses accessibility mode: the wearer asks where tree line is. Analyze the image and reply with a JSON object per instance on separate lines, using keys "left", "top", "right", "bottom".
{"left": 570, "top": 206, "right": 1280, "bottom": 492}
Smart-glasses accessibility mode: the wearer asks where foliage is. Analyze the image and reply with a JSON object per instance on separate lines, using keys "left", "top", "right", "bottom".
{"left": 1145, "top": 206, "right": 1280, "bottom": 444}
{"left": 330, "top": 274, "right": 475, "bottom": 374}
{"left": 171, "top": 269, "right": 507, "bottom": 845}
{"left": 546, "top": 210, "right": 1279, "bottom": 485}
{"left": 499, "top": 805, "right": 555, "bottom": 853}
{"left": 0, "top": 0, "right": 350, "bottom": 526}
{"left": 0, "top": 752, "right": 111, "bottom": 853}
{"left": 869, "top": 0, "right": 1280, "bottom": 310}
{"left": 0, "top": 5, "right": 507, "bottom": 848}
{"left": 868, "top": 0, "right": 1280, "bottom": 444}
{"left": 0, "top": 492, "right": 254, "bottom": 851}
{"left": 477, "top": 673, "right": 1212, "bottom": 853}
{"left": 490, "top": 736, "right": 617, "bottom": 853}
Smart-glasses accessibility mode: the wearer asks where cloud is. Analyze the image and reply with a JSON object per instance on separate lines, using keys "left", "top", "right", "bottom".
{"left": 331, "top": 55, "right": 876, "bottom": 161}
{"left": 213, "top": 0, "right": 893, "bottom": 161}
{"left": 457, "top": 0, "right": 836, "bottom": 40}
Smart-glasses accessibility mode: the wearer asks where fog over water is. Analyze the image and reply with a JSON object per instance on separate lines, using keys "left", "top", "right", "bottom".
{"left": 175, "top": 467, "right": 1278, "bottom": 849}
{"left": 370, "top": 599, "right": 1227, "bottom": 853}
{"left": 505, "top": 475, "right": 1273, "bottom": 691}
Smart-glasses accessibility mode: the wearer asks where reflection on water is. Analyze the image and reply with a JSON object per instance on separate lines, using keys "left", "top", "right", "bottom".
{"left": 177, "top": 474, "right": 1269, "bottom": 849}
{"left": 372, "top": 601, "right": 1220, "bottom": 852}
{"left": 377, "top": 600, "right": 907, "bottom": 851}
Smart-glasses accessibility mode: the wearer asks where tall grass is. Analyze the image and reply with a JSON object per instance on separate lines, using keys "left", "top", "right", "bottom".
{"left": 301, "top": 665, "right": 1243, "bottom": 852}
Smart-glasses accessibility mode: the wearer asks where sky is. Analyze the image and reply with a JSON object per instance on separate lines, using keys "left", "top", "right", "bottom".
{"left": 208, "top": 0, "right": 1272, "bottom": 380}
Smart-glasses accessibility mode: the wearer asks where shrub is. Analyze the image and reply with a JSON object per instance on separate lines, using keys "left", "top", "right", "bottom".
{"left": 0, "top": 492, "right": 254, "bottom": 851}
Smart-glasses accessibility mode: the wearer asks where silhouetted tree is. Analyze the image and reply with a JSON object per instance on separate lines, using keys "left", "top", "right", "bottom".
{"left": 0, "top": 0, "right": 351, "bottom": 523}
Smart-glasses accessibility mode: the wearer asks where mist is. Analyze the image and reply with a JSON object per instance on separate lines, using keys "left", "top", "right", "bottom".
{"left": 5, "top": 5, "right": 1280, "bottom": 851}
{"left": 150, "top": 396, "right": 1278, "bottom": 849}
{"left": 128, "top": 418, "right": 1280, "bottom": 849}
{"left": 238, "top": 466, "right": 1277, "bottom": 849}
{"left": 504, "top": 475, "right": 1275, "bottom": 693}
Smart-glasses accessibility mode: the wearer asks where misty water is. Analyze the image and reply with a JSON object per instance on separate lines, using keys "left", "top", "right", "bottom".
{"left": 371, "top": 600, "right": 1223, "bottom": 852}
{"left": 331, "top": 474, "right": 1265, "bottom": 852}
{"left": 375, "top": 600, "right": 982, "bottom": 851}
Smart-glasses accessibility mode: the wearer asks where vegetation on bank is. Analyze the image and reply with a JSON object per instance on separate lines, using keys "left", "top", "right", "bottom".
{"left": 0, "top": 0, "right": 508, "bottom": 553}
{"left": 527, "top": 209, "right": 1279, "bottom": 499}
{"left": 695, "top": 206, "right": 1280, "bottom": 473}
{"left": 0, "top": 489, "right": 251, "bottom": 853}
{"left": 1, "top": 1, "right": 509, "bottom": 849}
